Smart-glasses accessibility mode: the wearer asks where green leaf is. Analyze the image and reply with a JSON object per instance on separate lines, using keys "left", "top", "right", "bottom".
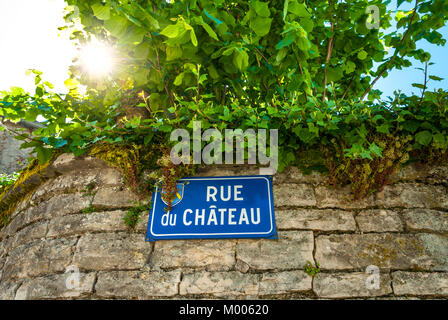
{"left": 360, "top": 151, "right": 373, "bottom": 160}
{"left": 276, "top": 33, "right": 295, "bottom": 49}
{"left": 369, "top": 143, "right": 383, "bottom": 157}
{"left": 208, "top": 65, "right": 219, "bottom": 79}
{"left": 104, "top": 15, "right": 129, "bottom": 37}
{"left": 119, "top": 8, "right": 144, "bottom": 28}
{"left": 343, "top": 61, "right": 356, "bottom": 74}
{"left": 54, "top": 139, "right": 68, "bottom": 148}
{"left": 412, "top": 83, "right": 425, "bottom": 89}
{"left": 326, "top": 67, "right": 343, "bottom": 82}
{"left": 134, "top": 69, "right": 149, "bottom": 85}
{"left": 376, "top": 123, "right": 391, "bottom": 134}
{"left": 144, "top": 133, "right": 154, "bottom": 145}
{"left": 91, "top": 3, "right": 111, "bottom": 20}
{"left": 293, "top": 126, "right": 315, "bottom": 143}
{"left": 276, "top": 48, "right": 288, "bottom": 62}
{"left": 174, "top": 73, "right": 184, "bottom": 86}
{"left": 148, "top": 93, "right": 163, "bottom": 111}
{"left": 233, "top": 50, "right": 249, "bottom": 71}
{"left": 296, "top": 37, "right": 310, "bottom": 51}
{"left": 64, "top": 78, "right": 78, "bottom": 90}
{"left": 250, "top": 16, "right": 272, "bottom": 37}
{"left": 190, "top": 29, "right": 198, "bottom": 46}
{"left": 134, "top": 42, "right": 150, "bottom": 59}
{"left": 402, "top": 120, "right": 420, "bottom": 133}
{"left": 433, "top": 133, "right": 447, "bottom": 147}
{"left": 415, "top": 130, "right": 433, "bottom": 146}
{"left": 282, "top": 0, "right": 289, "bottom": 20}
{"left": 200, "top": 20, "right": 219, "bottom": 40}
{"left": 288, "top": 1, "right": 311, "bottom": 18}
{"left": 35, "top": 86, "right": 44, "bottom": 97}
{"left": 204, "top": 9, "right": 224, "bottom": 26}
{"left": 160, "top": 24, "right": 182, "bottom": 38}
{"left": 221, "top": 47, "right": 235, "bottom": 56}
{"left": 253, "top": 1, "right": 271, "bottom": 17}
{"left": 13, "top": 134, "right": 29, "bottom": 141}
{"left": 35, "top": 146, "right": 52, "bottom": 164}
{"left": 166, "top": 46, "right": 182, "bottom": 61}
{"left": 300, "top": 18, "right": 314, "bottom": 33}
{"left": 429, "top": 75, "right": 443, "bottom": 81}
{"left": 135, "top": 3, "right": 159, "bottom": 29}
{"left": 357, "top": 50, "right": 368, "bottom": 60}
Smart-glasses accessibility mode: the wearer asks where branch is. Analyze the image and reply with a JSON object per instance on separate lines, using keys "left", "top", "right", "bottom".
{"left": 322, "top": 0, "right": 336, "bottom": 101}
{"left": 254, "top": 47, "right": 282, "bottom": 89}
{"left": 340, "top": 73, "right": 355, "bottom": 101}
{"left": 196, "top": 65, "right": 200, "bottom": 105}
{"left": 148, "top": 32, "right": 175, "bottom": 109}
{"left": 360, "top": 0, "right": 420, "bottom": 101}
{"left": 140, "top": 91, "right": 154, "bottom": 118}
{"left": 294, "top": 53, "right": 308, "bottom": 101}
{"left": 0, "top": 120, "right": 35, "bottom": 143}
{"left": 418, "top": 60, "right": 428, "bottom": 106}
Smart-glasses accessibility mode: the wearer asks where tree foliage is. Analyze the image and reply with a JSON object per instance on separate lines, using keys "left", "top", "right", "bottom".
{"left": 64, "top": 0, "right": 447, "bottom": 105}
{"left": 0, "top": 0, "right": 447, "bottom": 198}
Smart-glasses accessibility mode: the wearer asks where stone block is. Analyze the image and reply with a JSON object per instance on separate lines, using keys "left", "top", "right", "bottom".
{"left": 6, "top": 220, "right": 48, "bottom": 251}
{"left": 0, "top": 281, "right": 20, "bottom": 300}
{"left": 22, "top": 193, "right": 93, "bottom": 227}
{"left": 92, "top": 187, "right": 139, "bottom": 208}
{"left": 236, "top": 231, "right": 314, "bottom": 271}
{"left": 276, "top": 209, "right": 356, "bottom": 231}
{"left": 356, "top": 210, "right": 403, "bottom": 232}
{"left": 151, "top": 239, "right": 236, "bottom": 271}
{"left": 179, "top": 271, "right": 259, "bottom": 297}
{"left": 273, "top": 167, "right": 326, "bottom": 185}
{"left": 315, "top": 233, "right": 448, "bottom": 271}
{"left": 15, "top": 273, "right": 96, "bottom": 299}
{"left": 2, "top": 238, "right": 77, "bottom": 280}
{"left": 95, "top": 270, "right": 181, "bottom": 298}
{"left": 47, "top": 210, "right": 128, "bottom": 238}
{"left": 375, "top": 183, "right": 448, "bottom": 208}
{"left": 313, "top": 272, "right": 392, "bottom": 298}
{"left": 402, "top": 209, "right": 448, "bottom": 232}
{"left": 392, "top": 271, "right": 448, "bottom": 296}
{"left": 51, "top": 153, "right": 107, "bottom": 174}
{"left": 274, "top": 184, "right": 316, "bottom": 207}
{"left": 259, "top": 271, "right": 312, "bottom": 295}
{"left": 31, "top": 168, "right": 124, "bottom": 201}
{"left": 73, "top": 233, "right": 149, "bottom": 271}
{"left": 315, "top": 185, "right": 374, "bottom": 209}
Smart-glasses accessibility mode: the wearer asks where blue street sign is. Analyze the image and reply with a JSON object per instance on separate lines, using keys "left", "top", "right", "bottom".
{"left": 146, "top": 175, "right": 277, "bottom": 241}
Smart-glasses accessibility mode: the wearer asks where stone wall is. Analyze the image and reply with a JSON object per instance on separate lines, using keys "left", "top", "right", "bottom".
{"left": 0, "top": 154, "right": 447, "bottom": 299}
{"left": 0, "top": 130, "right": 32, "bottom": 174}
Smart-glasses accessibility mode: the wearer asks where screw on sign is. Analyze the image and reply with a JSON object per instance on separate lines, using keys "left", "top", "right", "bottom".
{"left": 146, "top": 176, "right": 278, "bottom": 241}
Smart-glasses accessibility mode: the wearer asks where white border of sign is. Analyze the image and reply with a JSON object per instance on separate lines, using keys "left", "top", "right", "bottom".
{"left": 149, "top": 176, "right": 274, "bottom": 238}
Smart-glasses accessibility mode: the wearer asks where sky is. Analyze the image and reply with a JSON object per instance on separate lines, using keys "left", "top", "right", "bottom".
{"left": 0, "top": 0, "right": 76, "bottom": 93}
{"left": 373, "top": 0, "right": 448, "bottom": 98}
{"left": 0, "top": 0, "right": 446, "bottom": 97}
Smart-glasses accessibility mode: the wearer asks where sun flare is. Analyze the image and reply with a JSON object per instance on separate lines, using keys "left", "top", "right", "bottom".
{"left": 79, "top": 40, "right": 115, "bottom": 77}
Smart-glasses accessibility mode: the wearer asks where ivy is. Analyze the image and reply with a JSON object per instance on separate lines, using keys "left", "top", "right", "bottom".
{"left": 123, "top": 203, "right": 147, "bottom": 229}
{"left": 0, "top": 172, "right": 20, "bottom": 193}
{"left": 0, "top": 0, "right": 447, "bottom": 202}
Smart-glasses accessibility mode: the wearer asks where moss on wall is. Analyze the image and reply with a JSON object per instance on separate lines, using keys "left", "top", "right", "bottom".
{"left": 0, "top": 157, "right": 56, "bottom": 227}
